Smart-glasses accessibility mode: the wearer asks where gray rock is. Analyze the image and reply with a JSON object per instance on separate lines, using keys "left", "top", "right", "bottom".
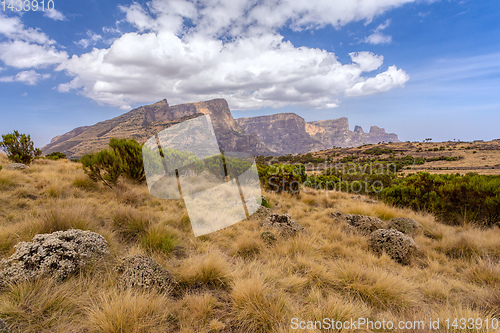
{"left": 248, "top": 204, "right": 272, "bottom": 220}
{"left": 260, "top": 231, "right": 277, "bottom": 245}
{"left": 0, "top": 229, "right": 109, "bottom": 287}
{"left": 388, "top": 217, "right": 422, "bottom": 237}
{"left": 369, "top": 229, "right": 419, "bottom": 265}
{"left": 115, "top": 254, "right": 176, "bottom": 294}
{"left": 6, "top": 163, "right": 28, "bottom": 170}
{"left": 261, "top": 213, "right": 304, "bottom": 237}
{"left": 342, "top": 214, "right": 385, "bottom": 235}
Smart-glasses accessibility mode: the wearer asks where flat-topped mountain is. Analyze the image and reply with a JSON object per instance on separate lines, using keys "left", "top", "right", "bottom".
{"left": 42, "top": 98, "right": 399, "bottom": 158}
{"left": 236, "top": 114, "right": 399, "bottom": 155}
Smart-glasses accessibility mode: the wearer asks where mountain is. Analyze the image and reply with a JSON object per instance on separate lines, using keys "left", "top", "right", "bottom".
{"left": 236, "top": 114, "right": 399, "bottom": 155}
{"left": 42, "top": 99, "right": 270, "bottom": 159}
{"left": 42, "top": 98, "right": 399, "bottom": 158}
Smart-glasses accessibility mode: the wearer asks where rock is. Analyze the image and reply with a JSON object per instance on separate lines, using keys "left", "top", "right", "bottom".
{"left": 0, "top": 229, "right": 109, "bottom": 287}
{"left": 369, "top": 229, "right": 419, "bottom": 265}
{"left": 249, "top": 204, "right": 272, "bottom": 220}
{"left": 388, "top": 217, "right": 422, "bottom": 237}
{"left": 0, "top": 318, "right": 9, "bottom": 333}
{"left": 260, "top": 231, "right": 277, "bottom": 245}
{"left": 6, "top": 163, "right": 28, "bottom": 170}
{"left": 260, "top": 213, "right": 304, "bottom": 237}
{"left": 115, "top": 254, "right": 176, "bottom": 294}
{"left": 342, "top": 214, "right": 385, "bottom": 235}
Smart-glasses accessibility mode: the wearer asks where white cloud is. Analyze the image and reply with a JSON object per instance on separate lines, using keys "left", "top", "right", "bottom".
{"left": 44, "top": 9, "right": 66, "bottom": 21}
{"left": 0, "top": 70, "right": 51, "bottom": 85}
{"left": 345, "top": 65, "right": 409, "bottom": 96}
{"left": 364, "top": 32, "right": 393, "bottom": 45}
{"left": 362, "top": 18, "right": 393, "bottom": 45}
{"left": 76, "top": 31, "right": 103, "bottom": 49}
{"left": 0, "top": 13, "right": 68, "bottom": 69}
{"left": 2, "top": 0, "right": 411, "bottom": 110}
{"left": 0, "top": 40, "right": 68, "bottom": 68}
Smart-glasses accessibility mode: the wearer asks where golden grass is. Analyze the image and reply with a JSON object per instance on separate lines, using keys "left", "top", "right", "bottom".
{"left": 0, "top": 159, "right": 499, "bottom": 331}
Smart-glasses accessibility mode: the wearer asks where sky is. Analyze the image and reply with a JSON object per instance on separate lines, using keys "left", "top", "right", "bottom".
{"left": 0, "top": 0, "right": 499, "bottom": 148}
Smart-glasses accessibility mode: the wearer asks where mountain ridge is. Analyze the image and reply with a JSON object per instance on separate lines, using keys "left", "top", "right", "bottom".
{"left": 42, "top": 98, "right": 399, "bottom": 158}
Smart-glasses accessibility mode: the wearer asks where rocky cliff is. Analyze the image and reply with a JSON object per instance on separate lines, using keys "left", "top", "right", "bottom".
{"left": 42, "top": 99, "right": 270, "bottom": 158}
{"left": 43, "top": 98, "right": 399, "bottom": 158}
{"left": 236, "top": 114, "right": 399, "bottom": 155}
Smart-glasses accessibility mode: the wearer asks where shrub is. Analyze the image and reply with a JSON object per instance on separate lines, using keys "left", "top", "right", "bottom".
{"left": 109, "top": 138, "right": 145, "bottom": 181}
{"left": 258, "top": 163, "right": 306, "bottom": 194}
{"left": 45, "top": 152, "right": 66, "bottom": 160}
{"left": 0, "top": 130, "right": 41, "bottom": 164}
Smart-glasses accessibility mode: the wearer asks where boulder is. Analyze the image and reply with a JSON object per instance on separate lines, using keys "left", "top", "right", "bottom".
{"left": 0, "top": 229, "right": 109, "bottom": 288}
{"left": 369, "top": 229, "right": 419, "bottom": 265}
{"left": 6, "top": 163, "right": 28, "bottom": 170}
{"left": 260, "top": 231, "right": 277, "bottom": 245}
{"left": 388, "top": 217, "right": 422, "bottom": 237}
{"left": 341, "top": 213, "right": 385, "bottom": 235}
{"left": 115, "top": 254, "right": 176, "bottom": 294}
{"left": 260, "top": 213, "right": 304, "bottom": 237}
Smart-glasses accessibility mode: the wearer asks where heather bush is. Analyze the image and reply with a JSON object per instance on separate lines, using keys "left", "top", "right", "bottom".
{"left": 0, "top": 130, "right": 41, "bottom": 164}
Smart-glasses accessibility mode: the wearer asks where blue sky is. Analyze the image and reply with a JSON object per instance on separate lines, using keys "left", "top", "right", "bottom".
{"left": 1, "top": 0, "right": 499, "bottom": 148}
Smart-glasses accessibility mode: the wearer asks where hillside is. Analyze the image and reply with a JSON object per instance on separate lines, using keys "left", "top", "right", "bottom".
{"left": 0, "top": 153, "right": 499, "bottom": 332}
{"left": 42, "top": 98, "right": 399, "bottom": 159}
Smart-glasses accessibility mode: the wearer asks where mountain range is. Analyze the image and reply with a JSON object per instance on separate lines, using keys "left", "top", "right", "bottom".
{"left": 42, "top": 98, "right": 399, "bottom": 158}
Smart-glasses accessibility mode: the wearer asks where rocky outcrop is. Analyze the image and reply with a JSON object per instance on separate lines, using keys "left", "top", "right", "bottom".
{"left": 260, "top": 213, "right": 304, "bottom": 237}
{"left": 369, "top": 229, "right": 419, "bottom": 265}
{"left": 6, "top": 163, "right": 28, "bottom": 170}
{"left": 0, "top": 229, "right": 109, "bottom": 287}
{"left": 341, "top": 213, "right": 385, "bottom": 235}
{"left": 236, "top": 113, "right": 326, "bottom": 155}
{"left": 43, "top": 98, "right": 270, "bottom": 159}
{"left": 388, "top": 217, "right": 423, "bottom": 237}
{"left": 43, "top": 97, "right": 399, "bottom": 158}
{"left": 115, "top": 254, "right": 176, "bottom": 294}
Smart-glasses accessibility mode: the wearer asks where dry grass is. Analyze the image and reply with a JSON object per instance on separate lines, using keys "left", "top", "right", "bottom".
{"left": 0, "top": 158, "right": 499, "bottom": 331}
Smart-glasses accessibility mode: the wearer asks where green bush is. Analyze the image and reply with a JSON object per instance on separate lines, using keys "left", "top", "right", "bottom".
{"left": 109, "top": 138, "right": 145, "bottom": 181}
{"left": 45, "top": 152, "right": 66, "bottom": 160}
{"left": 0, "top": 130, "right": 41, "bottom": 164}
{"left": 81, "top": 148, "right": 123, "bottom": 188}
{"left": 380, "top": 172, "right": 500, "bottom": 226}
{"left": 258, "top": 163, "right": 306, "bottom": 194}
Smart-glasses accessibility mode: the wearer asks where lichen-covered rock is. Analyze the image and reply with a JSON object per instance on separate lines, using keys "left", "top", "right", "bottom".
{"left": 115, "top": 254, "right": 176, "bottom": 294}
{"left": 342, "top": 214, "right": 385, "bottom": 235}
{"left": 369, "top": 229, "right": 419, "bottom": 265}
{"left": 260, "top": 213, "right": 304, "bottom": 237}
{"left": 260, "top": 231, "right": 277, "bottom": 245}
{"left": 0, "top": 229, "right": 109, "bottom": 288}
{"left": 388, "top": 217, "right": 422, "bottom": 236}
{"left": 248, "top": 204, "right": 272, "bottom": 220}
{"left": 0, "top": 318, "right": 9, "bottom": 333}
{"left": 6, "top": 163, "right": 28, "bottom": 170}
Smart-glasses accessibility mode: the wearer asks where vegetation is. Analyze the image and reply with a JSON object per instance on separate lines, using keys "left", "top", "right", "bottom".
{"left": 45, "top": 152, "right": 66, "bottom": 160}
{"left": 258, "top": 163, "right": 306, "bottom": 194}
{"left": 81, "top": 138, "right": 145, "bottom": 187}
{"left": 0, "top": 130, "right": 41, "bottom": 164}
{"left": 1, "top": 152, "right": 499, "bottom": 332}
{"left": 381, "top": 172, "right": 500, "bottom": 226}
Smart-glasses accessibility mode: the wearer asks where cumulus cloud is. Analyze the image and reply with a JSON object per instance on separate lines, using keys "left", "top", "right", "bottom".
{"left": 44, "top": 9, "right": 66, "bottom": 21}
{"left": 76, "top": 31, "right": 103, "bottom": 49}
{"left": 0, "top": 13, "right": 68, "bottom": 69}
{"left": 55, "top": 0, "right": 412, "bottom": 110}
{"left": 0, "top": 70, "right": 51, "bottom": 85}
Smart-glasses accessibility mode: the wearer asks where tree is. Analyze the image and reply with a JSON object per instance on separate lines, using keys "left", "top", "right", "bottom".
{"left": 0, "top": 130, "right": 41, "bottom": 164}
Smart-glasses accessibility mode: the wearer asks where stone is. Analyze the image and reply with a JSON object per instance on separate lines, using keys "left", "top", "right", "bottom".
{"left": 0, "top": 229, "right": 109, "bottom": 288}
{"left": 260, "top": 231, "right": 277, "bottom": 245}
{"left": 115, "top": 254, "right": 176, "bottom": 294}
{"left": 342, "top": 214, "right": 385, "bottom": 235}
{"left": 369, "top": 229, "right": 419, "bottom": 265}
{"left": 260, "top": 213, "right": 304, "bottom": 237}
{"left": 388, "top": 217, "right": 422, "bottom": 237}
{"left": 6, "top": 163, "right": 28, "bottom": 170}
